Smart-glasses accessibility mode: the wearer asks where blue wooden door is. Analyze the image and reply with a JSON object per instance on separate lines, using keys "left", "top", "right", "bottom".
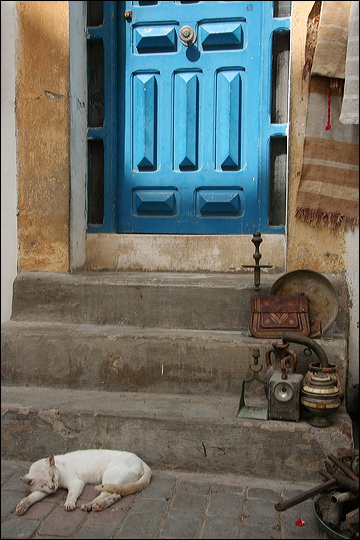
{"left": 117, "top": 1, "right": 287, "bottom": 234}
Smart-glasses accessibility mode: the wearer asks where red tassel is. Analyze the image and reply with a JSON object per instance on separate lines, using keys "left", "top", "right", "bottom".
{"left": 325, "top": 89, "right": 331, "bottom": 130}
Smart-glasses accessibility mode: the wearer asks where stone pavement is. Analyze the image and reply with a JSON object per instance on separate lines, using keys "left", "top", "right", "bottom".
{"left": 1, "top": 460, "right": 331, "bottom": 539}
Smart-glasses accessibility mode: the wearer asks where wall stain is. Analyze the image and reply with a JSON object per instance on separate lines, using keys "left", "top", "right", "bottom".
{"left": 37, "top": 409, "right": 77, "bottom": 449}
{"left": 44, "top": 90, "right": 64, "bottom": 100}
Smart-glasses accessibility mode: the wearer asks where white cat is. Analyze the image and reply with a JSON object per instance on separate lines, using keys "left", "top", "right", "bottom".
{"left": 15, "top": 449, "right": 152, "bottom": 515}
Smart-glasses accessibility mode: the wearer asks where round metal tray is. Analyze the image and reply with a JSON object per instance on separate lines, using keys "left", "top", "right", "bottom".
{"left": 270, "top": 269, "right": 339, "bottom": 337}
{"left": 314, "top": 494, "right": 353, "bottom": 539}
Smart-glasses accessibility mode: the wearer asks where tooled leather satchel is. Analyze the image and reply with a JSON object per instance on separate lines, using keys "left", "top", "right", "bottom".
{"left": 250, "top": 294, "right": 311, "bottom": 338}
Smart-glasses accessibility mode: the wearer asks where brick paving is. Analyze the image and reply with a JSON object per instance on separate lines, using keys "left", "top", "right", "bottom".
{"left": 1, "top": 460, "right": 330, "bottom": 539}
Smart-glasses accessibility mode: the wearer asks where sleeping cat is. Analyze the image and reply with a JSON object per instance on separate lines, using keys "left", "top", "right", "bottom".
{"left": 15, "top": 449, "right": 152, "bottom": 515}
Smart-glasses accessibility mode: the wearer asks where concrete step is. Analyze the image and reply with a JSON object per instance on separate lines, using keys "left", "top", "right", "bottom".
{"left": 1, "top": 320, "right": 348, "bottom": 396}
{"left": 9, "top": 271, "right": 291, "bottom": 331}
{"left": 10, "top": 270, "right": 350, "bottom": 332}
{"left": 1, "top": 385, "right": 353, "bottom": 482}
{"left": 3, "top": 271, "right": 353, "bottom": 483}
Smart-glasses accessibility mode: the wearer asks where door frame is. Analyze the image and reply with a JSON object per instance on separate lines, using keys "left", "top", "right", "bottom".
{"left": 69, "top": 1, "right": 288, "bottom": 272}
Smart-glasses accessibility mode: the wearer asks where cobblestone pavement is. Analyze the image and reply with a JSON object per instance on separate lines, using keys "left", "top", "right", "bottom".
{"left": 2, "top": 460, "right": 331, "bottom": 539}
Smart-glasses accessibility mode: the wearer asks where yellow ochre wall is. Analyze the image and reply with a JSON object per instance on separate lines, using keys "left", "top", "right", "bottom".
{"left": 15, "top": 1, "right": 347, "bottom": 274}
{"left": 16, "top": 1, "right": 70, "bottom": 272}
{"left": 287, "top": 2, "right": 347, "bottom": 274}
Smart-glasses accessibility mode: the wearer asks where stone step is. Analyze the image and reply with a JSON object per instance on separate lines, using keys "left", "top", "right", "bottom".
{"left": 9, "top": 271, "right": 286, "bottom": 330}
{"left": 1, "top": 385, "right": 353, "bottom": 482}
{"left": 1, "top": 320, "right": 348, "bottom": 396}
{"left": 10, "top": 270, "right": 350, "bottom": 333}
{"left": 3, "top": 271, "right": 353, "bottom": 484}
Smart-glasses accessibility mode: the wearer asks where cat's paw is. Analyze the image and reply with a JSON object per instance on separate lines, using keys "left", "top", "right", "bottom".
{"left": 92, "top": 502, "right": 105, "bottom": 512}
{"left": 80, "top": 503, "right": 92, "bottom": 512}
{"left": 15, "top": 498, "right": 30, "bottom": 516}
{"left": 64, "top": 501, "right": 76, "bottom": 511}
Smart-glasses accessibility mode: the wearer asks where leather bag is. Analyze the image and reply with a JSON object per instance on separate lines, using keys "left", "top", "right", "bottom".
{"left": 250, "top": 294, "right": 311, "bottom": 338}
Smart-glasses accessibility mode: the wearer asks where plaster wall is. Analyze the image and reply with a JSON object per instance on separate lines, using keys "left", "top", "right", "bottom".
{"left": 1, "top": 1, "right": 18, "bottom": 323}
{"left": 16, "top": 1, "right": 70, "bottom": 273}
{"left": 345, "top": 227, "right": 359, "bottom": 414}
{"left": 287, "top": 2, "right": 349, "bottom": 275}
{"left": 85, "top": 233, "right": 285, "bottom": 273}
{"left": 69, "top": 1, "right": 87, "bottom": 272}
{"left": 288, "top": 2, "right": 359, "bottom": 412}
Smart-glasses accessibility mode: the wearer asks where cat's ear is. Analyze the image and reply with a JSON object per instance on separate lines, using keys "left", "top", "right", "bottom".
{"left": 20, "top": 475, "right": 33, "bottom": 485}
{"left": 46, "top": 455, "right": 55, "bottom": 467}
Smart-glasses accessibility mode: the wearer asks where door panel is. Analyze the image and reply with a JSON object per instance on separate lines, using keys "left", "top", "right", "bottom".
{"left": 173, "top": 71, "right": 199, "bottom": 170}
{"left": 118, "top": 1, "right": 275, "bottom": 233}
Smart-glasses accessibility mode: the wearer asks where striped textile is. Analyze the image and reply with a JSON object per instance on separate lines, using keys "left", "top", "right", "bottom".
{"left": 311, "top": 1, "right": 352, "bottom": 79}
{"left": 295, "top": 76, "right": 359, "bottom": 230}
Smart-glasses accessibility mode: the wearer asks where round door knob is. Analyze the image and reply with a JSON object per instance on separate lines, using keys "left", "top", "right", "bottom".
{"left": 179, "top": 25, "right": 196, "bottom": 47}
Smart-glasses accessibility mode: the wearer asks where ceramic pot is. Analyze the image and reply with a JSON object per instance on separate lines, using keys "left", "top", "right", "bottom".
{"left": 301, "top": 371, "right": 341, "bottom": 427}
{"left": 304, "top": 362, "right": 344, "bottom": 401}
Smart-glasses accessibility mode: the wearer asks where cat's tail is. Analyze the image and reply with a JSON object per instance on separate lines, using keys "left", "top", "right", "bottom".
{"left": 94, "top": 462, "right": 152, "bottom": 496}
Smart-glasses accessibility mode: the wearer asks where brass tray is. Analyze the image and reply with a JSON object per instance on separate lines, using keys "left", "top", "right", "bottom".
{"left": 270, "top": 269, "right": 339, "bottom": 337}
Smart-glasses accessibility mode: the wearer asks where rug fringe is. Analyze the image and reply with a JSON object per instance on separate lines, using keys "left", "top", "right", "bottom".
{"left": 295, "top": 207, "right": 359, "bottom": 231}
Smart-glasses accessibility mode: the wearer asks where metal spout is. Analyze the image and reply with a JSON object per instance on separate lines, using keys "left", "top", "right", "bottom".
{"left": 282, "top": 331, "right": 329, "bottom": 368}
